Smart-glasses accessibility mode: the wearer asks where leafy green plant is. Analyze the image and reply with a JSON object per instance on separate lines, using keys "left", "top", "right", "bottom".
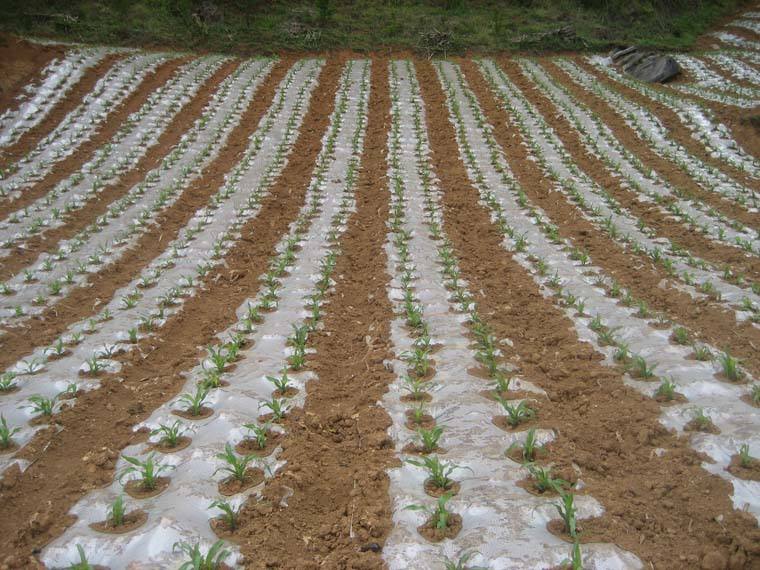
{"left": 750, "top": 385, "right": 760, "bottom": 406}
{"left": 555, "top": 492, "right": 578, "bottom": 538}
{"left": 406, "top": 455, "right": 467, "bottom": 491}
{"left": 417, "top": 426, "right": 443, "bottom": 453}
{"left": 628, "top": 355, "right": 656, "bottom": 379}
{"left": 209, "top": 499, "right": 240, "bottom": 530}
{"left": 69, "top": 545, "right": 93, "bottom": 570}
{"left": 718, "top": 352, "right": 743, "bottom": 382}
{"left": 118, "top": 452, "right": 171, "bottom": 490}
{"left": 0, "top": 372, "right": 17, "bottom": 392}
{"left": 496, "top": 398, "right": 536, "bottom": 428}
{"left": 242, "top": 422, "right": 271, "bottom": 450}
{"left": 215, "top": 443, "right": 258, "bottom": 482}
{"left": 173, "top": 540, "right": 231, "bottom": 570}
{"left": 525, "top": 463, "right": 568, "bottom": 494}
{"left": 107, "top": 495, "right": 126, "bottom": 527}
{"left": 405, "top": 492, "right": 455, "bottom": 530}
{"left": 0, "top": 415, "right": 20, "bottom": 449}
{"left": 26, "top": 394, "right": 56, "bottom": 417}
{"left": 178, "top": 385, "right": 210, "bottom": 417}
{"left": 508, "top": 428, "right": 543, "bottom": 461}
{"left": 738, "top": 444, "right": 754, "bottom": 468}
{"left": 442, "top": 550, "right": 485, "bottom": 570}
{"left": 672, "top": 326, "right": 690, "bottom": 345}
{"left": 260, "top": 397, "right": 288, "bottom": 420}
{"left": 151, "top": 420, "right": 187, "bottom": 448}
{"left": 655, "top": 377, "right": 677, "bottom": 401}
{"left": 266, "top": 371, "right": 293, "bottom": 394}
{"left": 691, "top": 408, "right": 713, "bottom": 431}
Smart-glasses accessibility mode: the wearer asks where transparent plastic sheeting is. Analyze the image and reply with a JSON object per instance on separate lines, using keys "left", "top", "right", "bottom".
{"left": 42, "top": 60, "right": 369, "bottom": 569}
{"left": 380, "top": 60, "right": 642, "bottom": 570}
{"left": 0, "top": 59, "right": 323, "bottom": 474}
{"left": 0, "top": 48, "right": 112, "bottom": 147}
{"left": 437, "top": 60, "right": 760, "bottom": 521}
{"left": 478, "top": 58, "right": 760, "bottom": 321}
{"left": 0, "top": 56, "right": 227, "bottom": 255}
{"left": 0, "top": 59, "right": 273, "bottom": 320}
{"left": 0, "top": 52, "right": 169, "bottom": 196}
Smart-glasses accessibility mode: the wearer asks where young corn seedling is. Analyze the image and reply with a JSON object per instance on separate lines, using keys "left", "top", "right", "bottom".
{"left": 206, "top": 345, "right": 230, "bottom": 374}
{"left": 107, "top": 495, "right": 126, "bottom": 527}
{"left": 526, "top": 464, "right": 568, "bottom": 494}
{"left": 119, "top": 453, "right": 171, "bottom": 491}
{"left": 738, "top": 444, "right": 754, "bottom": 468}
{"left": 750, "top": 385, "right": 760, "bottom": 406}
{"left": 26, "top": 394, "right": 56, "bottom": 417}
{"left": 491, "top": 369, "right": 512, "bottom": 394}
{"left": 151, "top": 420, "right": 187, "bottom": 448}
{"left": 242, "top": 422, "right": 271, "bottom": 450}
{"left": 655, "top": 377, "right": 678, "bottom": 401}
{"left": 692, "top": 408, "right": 713, "bottom": 431}
{"left": 497, "top": 398, "right": 536, "bottom": 428}
{"left": 214, "top": 443, "right": 258, "bottom": 482}
{"left": 718, "top": 352, "right": 744, "bottom": 382}
{"left": 178, "top": 385, "right": 210, "bottom": 417}
{"left": 0, "top": 415, "right": 20, "bottom": 449}
{"left": 692, "top": 344, "right": 713, "bottom": 362}
{"left": 417, "top": 426, "right": 444, "bottom": 453}
{"left": 672, "top": 326, "right": 690, "bottom": 345}
{"left": 403, "top": 375, "right": 430, "bottom": 401}
{"left": 260, "top": 397, "right": 288, "bottom": 421}
{"left": 173, "top": 540, "right": 231, "bottom": 570}
{"left": 405, "top": 456, "right": 467, "bottom": 492}
{"left": 402, "top": 347, "right": 432, "bottom": 377}
{"left": 555, "top": 492, "right": 578, "bottom": 538}
{"left": 628, "top": 355, "right": 656, "bottom": 379}
{"left": 266, "top": 371, "right": 293, "bottom": 394}
{"left": 405, "top": 492, "right": 456, "bottom": 530}
{"left": 209, "top": 499, "right": 240, "bottom": 531}
{"left": 0, "top": 372, "right": 18, "bottom": 392}
{"left": 443, "top": 550, "right": 485, "bottom": 570}
{"left": 70, "top": 545, "right": 93, "bottom": 570}
{"left": 508, "top": 428, "right": 543, "bottom": 461}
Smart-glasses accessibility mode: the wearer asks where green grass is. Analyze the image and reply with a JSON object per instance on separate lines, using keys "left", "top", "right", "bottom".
{"left": 0, "top": 0, "right": 751, "bottom": 55}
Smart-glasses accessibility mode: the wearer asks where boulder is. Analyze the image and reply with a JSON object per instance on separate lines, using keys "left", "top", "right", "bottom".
{"left": 609, "top": 46, "right": 681, "bottom": 83}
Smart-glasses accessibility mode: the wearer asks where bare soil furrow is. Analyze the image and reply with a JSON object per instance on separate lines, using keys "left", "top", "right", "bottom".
{"left": 0, "top": 59, "right": 291, "bottom": 371}
{"left": 469, "top": 59, "right": 760, "bottom": 376}
{"left": 571, "top": 57, "right": 760, "bottom": 194}
{"left": 0, "top": 58, "right": 344, "bottom": 562}
{"left": 0, "top": 58, "right": 240, "bottom": 281}
{"left": 231, "top": 57, "right": 397, "bottom": 569}
{"left": 416, "top": 57, "right": 760, "bottom": 570}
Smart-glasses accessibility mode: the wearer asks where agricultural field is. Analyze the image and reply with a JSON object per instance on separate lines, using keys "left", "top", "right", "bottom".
{"left": 1, "top": 5, "right": 760, "bottom": 569}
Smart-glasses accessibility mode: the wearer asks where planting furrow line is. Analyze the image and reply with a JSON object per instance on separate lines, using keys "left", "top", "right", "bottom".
{"left": 0, "top": 58, "right": 273, "bottom": 321}
{"left": 709, "top": 53, "right": 760, "bottom": 85}
{"left": 0, "top": 48, "right": 111, "bottom": 148}
{"left": 581, "top": 57, "right": 760, "bottom": 181}
{"left": 547, "top": 59, "right": 760, "bottom": 227}
{"left": 437, "top": 60, "right": 760, "bottom": 523}
{"left": 476, "top": 59, "right": 760, "bottom": 323}
{"left": 41, "top": 60, "right": 369, "bottom": 569}
{"left": 712, "top": 31, "right": 760, "bottom": 51}
{"left": 381, "top": 59, "right": 639, "bottom": 570}
{"left": 0, "top": 59, "right": 323, "bottom": 473}
{"left": 729, "top": 18, "right": 760, "bottom": 36}
{"left": 672, "top": 54, "right": 760, "bottom": 107}
{"left": 0, "top": 52, "right": 170, "bottom": 196}
{"left": 0, "top": 56, "right": 226, "bottom": 257}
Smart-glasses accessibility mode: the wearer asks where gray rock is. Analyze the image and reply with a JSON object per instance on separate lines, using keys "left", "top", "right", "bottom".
{"left": 609, "top": 46, "right": 681, "bottom": 83}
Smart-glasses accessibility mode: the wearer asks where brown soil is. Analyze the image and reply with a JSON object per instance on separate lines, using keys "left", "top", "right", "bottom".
{"left": 0, "top": 57, "right": 343, "bottom": 561}
{"left": 653, "top": 391, "right": 688, "bottom": 405}
{"left": 0, "top": 34, "right": 66, "bottom": 121}
{"left": 684, "top": 418, "right": 722, "bottom": 435}
{"left": 516, "top": 477, "right": 564, "bottom": 497}
{"left": 0, "top": 59, "right": 292, "bottom": 372}
{"left": 123, "top": 477, "right": 170, "bottom": 499}
{"left": 89, "top": 510, "right": 148, "bottom": 534}
{"left": 218, "top": 468, "right": 265, "bottom": 496}
{"left": 547, "top": 518, "right": 581, "bottom": 544}
{"left": 424, "top": 478, "right": 461, "bottom": 498}
{"left": 416, "top": 58, "right": 760, "bottom": 570}
{"left": 231, "top": 57, "right": 398, "bottom": 569}
{"left": 506, "top": 443, "right": 549, "bottom": 464}
{"left": 0, "top": 58, "right": 240, "bottom": 281}
{"left": 417, "top": 513, "right": 462, "bottom": 542}
{"left": 0, "top": 54, "right": 182, "bottom": 206}
{"left": 493, "top": 414, "right": 539, "bottom": 432}
{"left": 727, "top": 454, "right": 760, "bottom": 481}
{"left": 172, "top": 406, "right": 214, "bottom": 420}
{"left": 466, "top": 58, "right": 760, "bottom": 378}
